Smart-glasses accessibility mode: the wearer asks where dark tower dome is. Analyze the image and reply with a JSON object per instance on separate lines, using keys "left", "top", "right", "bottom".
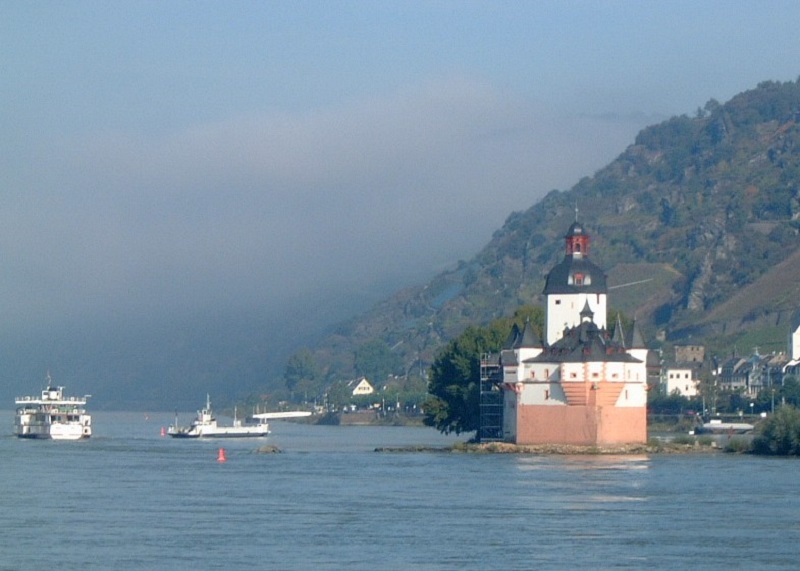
{"left": 543, "top": 221, "right": 607, "bottom": 295}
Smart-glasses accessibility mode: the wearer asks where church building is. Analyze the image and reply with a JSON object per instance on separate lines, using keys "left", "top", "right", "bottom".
{"left": 498, "top": 222, "right": 648, "bottom": 446}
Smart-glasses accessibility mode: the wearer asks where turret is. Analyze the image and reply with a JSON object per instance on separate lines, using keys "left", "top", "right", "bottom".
{"left": 564, "top": 222, "right": 590, "bottom": 258}
{"left": 543, "top": 222, "right": 608, "bottom": 344}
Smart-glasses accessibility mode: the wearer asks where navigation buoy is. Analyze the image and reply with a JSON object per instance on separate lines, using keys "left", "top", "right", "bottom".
{"left": 217, "top": 448, "right": 227, "bottom": 463}
{"left": 160, "top": 427, "right": 166, "bottom": 437}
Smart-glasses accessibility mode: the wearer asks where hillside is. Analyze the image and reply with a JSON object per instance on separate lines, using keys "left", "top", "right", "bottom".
{"left": 303, "top": 78, "right": 800, "bottom": 384}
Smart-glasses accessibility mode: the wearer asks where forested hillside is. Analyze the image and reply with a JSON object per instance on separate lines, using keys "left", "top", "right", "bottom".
{"left": 292, "top": 78, "right": 800, "bottom": 394}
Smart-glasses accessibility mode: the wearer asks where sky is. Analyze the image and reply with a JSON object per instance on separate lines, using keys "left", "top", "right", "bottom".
{"left": 2, "top": 1, "right": 800, "bottom": 400}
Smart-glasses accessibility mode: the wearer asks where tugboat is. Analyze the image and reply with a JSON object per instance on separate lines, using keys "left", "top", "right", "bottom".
{"left": 168, "top": 394, "right": 311, "bottom": 438}
{"left": 14, "top": 375, "right": 92, "bottom": 440}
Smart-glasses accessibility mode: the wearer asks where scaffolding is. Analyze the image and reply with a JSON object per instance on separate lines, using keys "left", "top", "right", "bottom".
{"left": 478, "top": 353, "right": 504, "bottom": 442}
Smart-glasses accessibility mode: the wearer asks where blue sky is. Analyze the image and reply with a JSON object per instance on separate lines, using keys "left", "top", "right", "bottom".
{"left": 2, "top": 1, "right": 800, "bottom": 350}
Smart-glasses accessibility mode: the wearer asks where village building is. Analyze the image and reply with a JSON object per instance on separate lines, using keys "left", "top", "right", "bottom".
{"left": 674, "top": 345, "right": 705, "bottom": 364}
{"left": 348, "top": 377, "right": 375, "bottom": 396}
{"left": 662, "top": 345, "right": 705, "bottom": 398}
{"left": 717, "top": 350, "right": 789, "bottom": 397}
{"left": 764, "top": 353, "right": 789, "bottom": 388}
{"left": 664, "top": 366, "right": 700, "bottom": 398}
{"left": 495, "top": 222, "right": 649, "bottom": 446}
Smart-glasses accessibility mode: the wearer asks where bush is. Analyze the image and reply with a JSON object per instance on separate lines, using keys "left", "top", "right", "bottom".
{"left": 696, "top": 435, "right": 714, "bottom": 447}
{"left": 724, "top": 437, "right": 753, "bottom": 454}
{"left": 752, "top": 405, "right": 800, "bottom": 455}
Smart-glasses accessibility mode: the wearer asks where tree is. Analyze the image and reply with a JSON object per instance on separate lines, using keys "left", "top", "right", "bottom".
{"left": 424, "top": 306, "right": 544, "bottom": 435}
{"left": 353, "top": 339, "right": 403, "bottom": 387}
{"left": 647, "top": 390, "right": 691, "bottom": 414}
{"left": 779, "top": 377, "right": 800, "bottom": 407}
{"left": 284, "top": 348, "right": 322, "bottom": 402}
{"left": 423, "top": 325, "right": 503, "bottom": 435}
{"left": 325, "top": 380, "right": 354, "bottom": 411}
{"left": 752, "top": 405, "right": 800, "bottom": 455}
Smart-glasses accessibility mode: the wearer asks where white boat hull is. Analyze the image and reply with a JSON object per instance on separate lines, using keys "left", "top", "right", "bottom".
{"left": 16, "top": 423, "right": 89, "bottom": 440}
{"left": 168, "top": 424, "right": 270, "bottom": 439}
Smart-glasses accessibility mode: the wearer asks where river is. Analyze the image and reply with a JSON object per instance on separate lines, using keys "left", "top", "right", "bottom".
{"left": 1, "top": 411, "right": 798, "bottom": 570}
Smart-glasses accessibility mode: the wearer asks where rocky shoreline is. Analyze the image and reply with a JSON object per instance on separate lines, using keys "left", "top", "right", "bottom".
{"left": 375, "top": 441, "right": 727, "bottom": 454}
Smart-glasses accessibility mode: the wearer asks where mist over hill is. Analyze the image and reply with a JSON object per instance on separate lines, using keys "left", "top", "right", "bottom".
{"left": 6, "top": 78, "right": 799, "bottom": 411}
{"left": 304, "top": 78, "right": 800, "bottom": 384}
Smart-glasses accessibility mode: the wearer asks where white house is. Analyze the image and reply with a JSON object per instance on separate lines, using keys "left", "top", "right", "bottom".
{"left": 664, "top": 367, "right": 699, "bottom": 397}
{"left": 349, "top": 377, "right": 375, "bottom": 396}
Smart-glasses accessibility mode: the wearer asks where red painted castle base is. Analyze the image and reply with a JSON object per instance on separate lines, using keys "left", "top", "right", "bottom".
{"left": 511, "top": 404, "right": 647, "bottom": 446}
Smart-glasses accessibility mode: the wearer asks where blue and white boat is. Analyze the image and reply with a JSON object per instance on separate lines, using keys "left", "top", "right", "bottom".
{"left": 168, "top": 394, "right": 310, "bottom": 438}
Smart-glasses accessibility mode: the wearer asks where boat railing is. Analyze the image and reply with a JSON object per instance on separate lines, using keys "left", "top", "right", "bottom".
{"left": 15, "top": 395, "right": 87, "bottom": 403}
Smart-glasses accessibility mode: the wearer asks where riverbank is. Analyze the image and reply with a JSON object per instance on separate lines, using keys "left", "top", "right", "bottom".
{"left": 316, "top": 410, "right": 425, "bottom": 427}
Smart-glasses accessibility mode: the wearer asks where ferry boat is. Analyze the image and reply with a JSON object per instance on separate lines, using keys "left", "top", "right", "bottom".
{"left": 168, "top": 394, "right": 311, "bottom": 438}
{"left": 14, "top": 377, "right": 92, "bottom": 440}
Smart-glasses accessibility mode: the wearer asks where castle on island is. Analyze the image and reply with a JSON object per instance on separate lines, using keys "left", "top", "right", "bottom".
{"left": 483, "top": 221, "right": 649, "bottom": 446}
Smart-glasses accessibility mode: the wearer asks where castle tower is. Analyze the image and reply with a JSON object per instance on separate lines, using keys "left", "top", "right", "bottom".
{"left": 499, "top": 221, "right": 647, "bottom": 446}
{"left": 543, "top": 222, "right": 607, "bottom": 345}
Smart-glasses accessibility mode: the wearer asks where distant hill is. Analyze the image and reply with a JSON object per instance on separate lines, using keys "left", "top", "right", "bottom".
{"left": 306, "top": 78, "right": 800, "bottom": 381}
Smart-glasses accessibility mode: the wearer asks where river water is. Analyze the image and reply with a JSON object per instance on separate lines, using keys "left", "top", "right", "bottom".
{"left": 1, "top": 411, "right": 799, "bottom": 570}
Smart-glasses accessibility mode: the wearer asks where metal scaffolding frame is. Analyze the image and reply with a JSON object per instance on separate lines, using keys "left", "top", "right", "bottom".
{"left": 478, "top": 353, "right": 504, "bottom": 442}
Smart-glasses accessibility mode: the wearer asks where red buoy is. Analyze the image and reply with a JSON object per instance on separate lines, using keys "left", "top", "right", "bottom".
{"left": 217, "top": 448, "right": 227, "bottom": 463}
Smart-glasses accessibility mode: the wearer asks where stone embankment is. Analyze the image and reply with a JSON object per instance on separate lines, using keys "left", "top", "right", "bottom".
{"left": 375, "top": 441, "right": 723, "bottom": 454}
